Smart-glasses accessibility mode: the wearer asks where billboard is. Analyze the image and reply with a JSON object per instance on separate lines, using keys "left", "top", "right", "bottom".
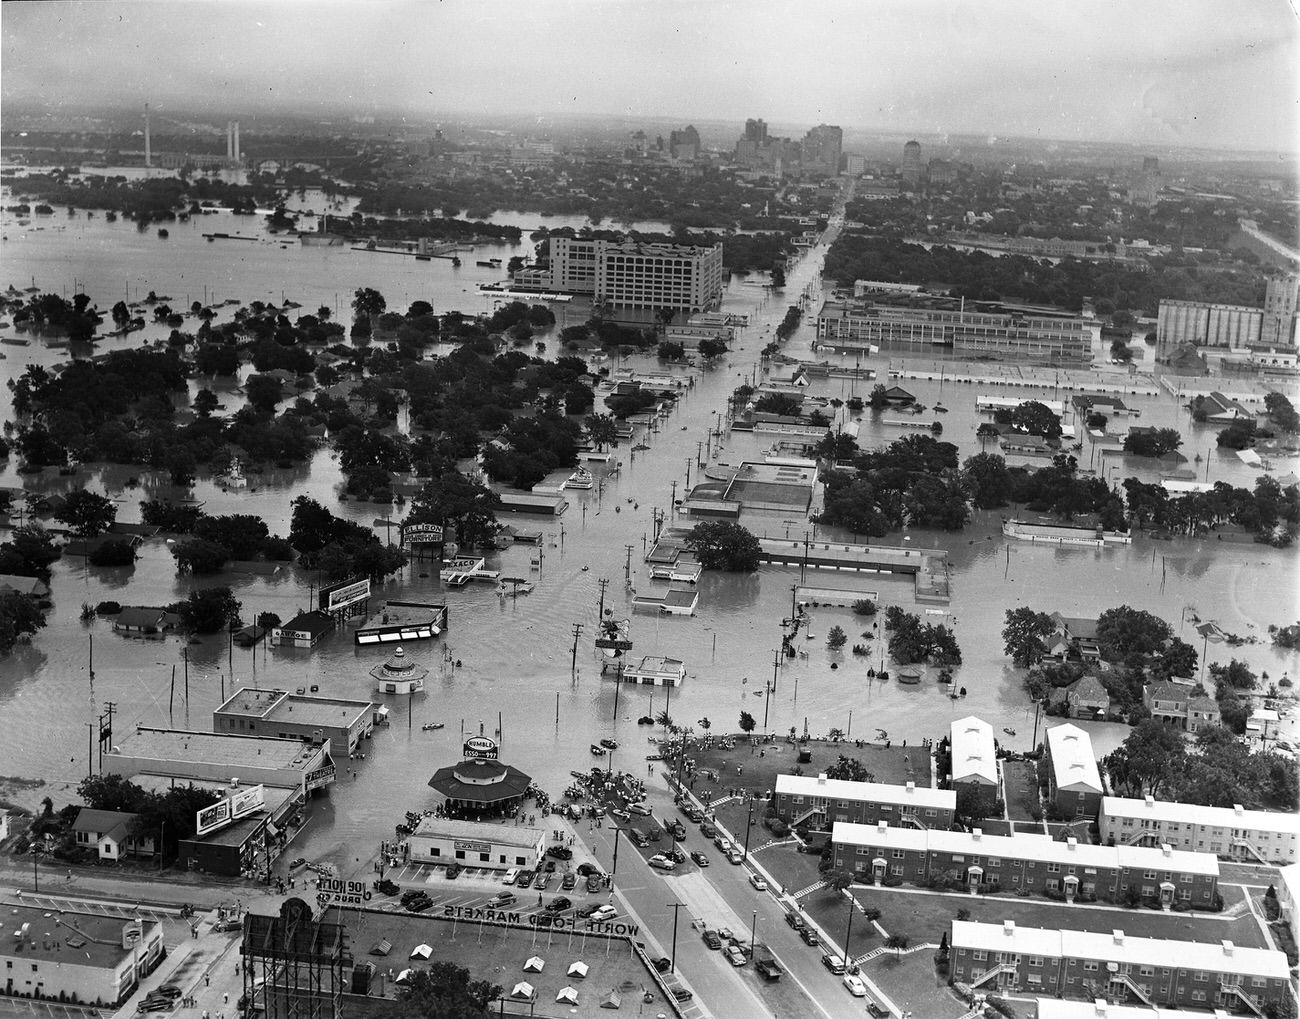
{"left": 400, "top": 523, "right": 443, "bottom": 547}
{"left": 320, "top": 578, "right": 371, "bottom": 612}
{"left": 317, "top": 877, "right": 372, "bottom": 907}
{"left": 196, "top": 798, "right": 233, "bottom": 837}
{"left": 230, "top": 784, "right": 266, "bottom": 820}
{"left": 463, "top": 735, "right": 499, "bottom": 761}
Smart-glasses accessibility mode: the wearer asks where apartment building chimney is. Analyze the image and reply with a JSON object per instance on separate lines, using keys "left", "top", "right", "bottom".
{"left": 876, "top": 820, "right": 888, "bottom": 835}
{"left": 1112, "top": 930, "right": 1125, "bottom": 946}
{"left": 1232, "top": 803, "right": 1244, "bottom": 816}
{"left": 1067, "top": 837, "right": 1078, "bottom": 851}
{"left": 1092, "top": 1001, "right": 1108, "bottom": 1017}
{"left": 817, "top": 774, "right": 827, "bottom": 785}
{"left": 1161, "top": 843, "right": 1172, "bottom": 857}
{"left": 1221, "top": 940, "right": 1234, "bottom": 957}
{"left": 905, "top": 781, "right": 915, "bottom": 793}
{"left": 1003, "top": 920, "right": 1015, "bottom": 936}
{"left": 972, "top": 828, "right": 982, "bottom": 841}
{"left": 1143, "top": 794, "right": 1155, "bottom": 808}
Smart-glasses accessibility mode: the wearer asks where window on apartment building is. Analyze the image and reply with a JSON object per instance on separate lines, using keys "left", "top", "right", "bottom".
{"left": 891, "top": 864, "right": 903, "bottom": 876}
{"left": 1046, "top": 879, "right": 1059, "bottom": 891}
{"left": 972, "top": 951, "right": 986, "bottom": 962}
{"left": 1143, "top": 869, "right": 1157, "bottom": 880}
{"left": 892, "top": 849, "right": 905, "bottom": 859}
{"left": 1028, "top": 957, "right": 1043, "bottom": 968}
{"left": 1046, "top": 863, "right": 1061, "bottom": 873}
{"left": 1139, "top": 966, "right": 1154, "bottom": 977}
{"left": 856, "top": 847, "right": 869, "bottom": 856}
{"left": 1251, "top": 977, "right": 1267, "bottom": 988}
{"left": 952, "top": 854, "right": 965, "bottom": 863}
{"left": 791, "top": 796, "right": 803, "bottom": 804}
{"left": 987, "top": 857, "right": 1000, "bottom": 867}
{"left": 1083, "top": 962, "right": 1098, "bottom": 972}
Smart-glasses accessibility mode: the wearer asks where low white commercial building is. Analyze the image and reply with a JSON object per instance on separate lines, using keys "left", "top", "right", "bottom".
{"left": 407, "top": 817, "right": 544, "bottom": 871}
{"left": 1099, "top": 796, "right": 1300, "bottom": 864}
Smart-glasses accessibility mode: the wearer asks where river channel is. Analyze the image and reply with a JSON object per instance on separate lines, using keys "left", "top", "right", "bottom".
{"left": 0, "top": 170, "right": 1295, "bottom": 879}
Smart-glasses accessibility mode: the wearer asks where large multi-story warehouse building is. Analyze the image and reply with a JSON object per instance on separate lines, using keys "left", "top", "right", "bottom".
{"left": 525, "top": 237, "right": 724, "bottom": 313}
{"left": 772, "top": 774, "right": 955, "bottom": 830}
{"left": 1099, "top": 795, "right": 1300, "bottom": 864}
{"left": 949, "top": 919, "right": 1290, "bottom": 1013}
{"left": 815, "top": 299, "right": 1092, "bottom": 363}
{"left": 1156, "top": 277, "right": 1300, "bottom": 353}
{"left": 831, "top": 821, "right": 1220, "bottom": 906}
{"left": 0, "top": 907, "right": 164, "bottom": 1008}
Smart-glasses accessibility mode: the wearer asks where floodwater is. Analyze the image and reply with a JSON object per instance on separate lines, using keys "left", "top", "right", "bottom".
{"left": 0, "top": 171, "right": 1295, "bottom": 877}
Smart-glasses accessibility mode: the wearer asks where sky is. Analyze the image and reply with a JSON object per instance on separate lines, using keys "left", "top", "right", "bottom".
{"left": 2, "top": 0, "right": 1298, "bottom": 151}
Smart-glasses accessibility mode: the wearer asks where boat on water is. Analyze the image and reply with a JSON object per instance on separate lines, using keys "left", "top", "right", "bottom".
{"left": 590, "top": 744, "right": 607, "bottom": 756}
{"left": 415, "top": 254, "right": 431, "bottom": 261}
{"left": 632, "top": 443, "right": 651, "bottom": 451}
{"left": 600, "top": 738, "right": 618, "bottom": 750}
{"left": 566, "top": 467, "right": 594, "bottom": 490}
{"left": 220, "top": 456, "right": 249, "bottom": 490}
{"left": 422, "top": 723, "right": 445, "bottom": 731}
{"left": 476, "top": 260, "right": 497, "bottom": 268}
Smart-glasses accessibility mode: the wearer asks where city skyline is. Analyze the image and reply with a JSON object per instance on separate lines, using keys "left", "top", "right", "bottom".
{"left": 1, "top": 0, "right": 1297, "bottom": 154}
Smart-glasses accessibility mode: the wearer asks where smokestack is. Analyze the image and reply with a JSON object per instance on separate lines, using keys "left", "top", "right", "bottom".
{"left": 144, "top": 104, "right": 152, "bottom": 168}
{"left": 234, "top": 121, "right": 241, "bottom": 161}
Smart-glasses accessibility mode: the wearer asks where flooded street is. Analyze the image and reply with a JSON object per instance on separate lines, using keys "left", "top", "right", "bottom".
{"left": 0, "top": 173, "right": 1295, "bottom": 879}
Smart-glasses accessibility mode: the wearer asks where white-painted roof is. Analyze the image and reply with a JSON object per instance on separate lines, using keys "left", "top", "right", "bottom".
{"left": 1036, "top": 997, "right": 1235, "bottom": 1019}
{"left": 775, "top": 774, "right": 955, "bottom": 811}
{"left": 950, "top": 715, "right": 997, "bottom": 784}
{"left": 953, "top": 921, "right": 1288, "bottom": 979}
{"left": 832, "top": 823, "right": 1218, "bottom": 876}
{"left": 1275, "top": 862, "right": 1300, "bottom": 912}
{"left": 1046, "top": 723, "right": 1103, "bottom": 794}
{"left": 1101, "top": 796, "right": 1300, "bottom": 836}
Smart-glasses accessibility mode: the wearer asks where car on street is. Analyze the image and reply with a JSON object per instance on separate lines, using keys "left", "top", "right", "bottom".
{"left": 137, "top": 999, "right": 174, "bottom": 1013}
{"left": 544, "top": 896, "right": 571, "bottom": 913}
{"left": 690, "top": 851, "right": 709, "bottom": 866}
{"left": 681, "top": 805, "right": 704, "bottom": 822}
{"left": 627, "top": 802, "right": 653, "bottom": 816}
{"left": 577, "top": 903, "right": 603, "bottom": 918}
{"left": 712, "top": 834, "right": 730, "bottom": 851}
{"left": 652, "top": 956, "right": 672, "bottom": 973}
{"left": 800, "top": 927, "right": 820, "bottom": 946}
{"left": 589, "top": 805, "right": 606, "bottom": 817}
{"left": 487, "top": 892, "right": 517, "bottom": 908}
{"left": 785, "top": 913, "right": 806, "bottom": 931}
{"left": 748, "top": 874, "right": 768, "bottom": 891}
{"left": 843, "top": 974, "right": 867, "bottom": 997}
{"left": 629, "top": 830, "right": 649, "bottom": 847}
{"left": 725, "top": 946, "right": 746, "bottom": 967}
{"left": 699, "top": 823, "right": 718, "bottom": 839}
{"left": 561, "top": 872, "right": 576, "bottom": 890}
{"left": 545, "top": 845, "right": 573, "bottom": 860}
{"left": 718, "top": 927, "right": 734, "bottom": 942}
{"left": 821, "top": 954, "right": 846, "bottom": 975}
{"left": 726, "top": 849, "right": 743, "bottom": 864}
{"left": 648, "top": 854, "right": 677, "bottom": 871}
{"left": 153, "top": 986, "right": 182, "bottom": 1000}
{"left": 702, "top": 930, "right": 722, "bottom": 950}
{"left": 610, "top": 808, "right": 630, "bottom": 822}
{"left": 533, "top": 871, "right": 552, "bottom": 890}
{"left": 670, "top": 987, "right": 693, "bottom": 1003}
{"left": 589, "top": 904, "right": 618, "bottom": 922}
{"left": 667, "top": 821, "right": 687, "bottom": 840}
{"left": 645, "top": 827, "right": 662, "bottom": 842}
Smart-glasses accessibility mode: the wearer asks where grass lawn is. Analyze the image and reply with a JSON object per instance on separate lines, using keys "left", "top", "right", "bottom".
{"left": 865, "top": 949, "right": 961, "bottom": 1019}
{"left": 841, "top": 886, "right": 1269, "bottom": 951}
{"left": 1002, "top": 758, "right": 1042, "bottom": 824}
{"left": 751, "top": 841, "right": 824, "bottom": 898}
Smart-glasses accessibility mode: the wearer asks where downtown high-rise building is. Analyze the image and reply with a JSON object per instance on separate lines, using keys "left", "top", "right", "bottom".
{"left": 801, "top": 124, "right": 843, "bottom": 175}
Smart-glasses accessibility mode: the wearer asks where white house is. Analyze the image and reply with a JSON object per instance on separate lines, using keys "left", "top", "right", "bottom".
{"left": 71, "top": 808, "right": 154, "bottom": 861}
{"left": 950, "top": 716, "right": 998, "bottom": 787}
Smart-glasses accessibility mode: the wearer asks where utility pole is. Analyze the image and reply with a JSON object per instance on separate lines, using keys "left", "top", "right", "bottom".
{"left": 771, "top": 647, "right": 781, "bottom": 696}
{"left": 667, "top": 902, "right": 684, "bottom": 974}
{"left": 570, "top": 623, "right": 583, "bottom": 677}
{"left": 684, "top": 457, "right": 692, "bottom": 488}
{"left": 86, "top": 723, "right": 94, "bottom": 781}
{"left": 670, "top": 481, "right": 677, "bottom": 516}
{"left": 843, "top": 897, "right": 856, "bottom": 969}
{"left": 183, "top": 646, "right": 189, "bottom": 707}
{"left": 696, "top": 441, "right": 704, "bottom": 466}
{"left": 624, "top": 545, "right": 634, "bottom": 585}
{"left": 597, "top": 578, "right": 609, "bottom": 621}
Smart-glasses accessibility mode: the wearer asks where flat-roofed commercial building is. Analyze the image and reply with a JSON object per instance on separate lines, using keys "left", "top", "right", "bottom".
{"left": 1044, "top": 724, "right": 1104, "bottom": 819}
{"left": 773, "top": 773, "right": 955, "bottom": 830}
{"left": 407, "top": 817, "right": 545, "bottom": 870}
{"left": 949, "top": 920, "right": 1289, "bottom": 1013}
{"left": 1156, "top": 300, "right": 1263, "bottom": 351}
{"left": 816, "top": 299, "right": 1091, "bottom": 363}
{"left": 1099, "top": 796, "right": 1300, "bottom": 864}
{"left": 0, "top": 906, "right": 164, "bottom": 1008}
{"left": 105, "top": 727, "right": 334, "bottom": 799}
{"left": 950, "top": 716, "right": 998, "bottom": 788}
{"left": 214, "top": 688, "right": 376, "bottom": 758}
{"left": 831, "top": 821, "right": 1219, "bottom": 906}
{"left": 542, "top": 238, "right": 724, "bottom": 313}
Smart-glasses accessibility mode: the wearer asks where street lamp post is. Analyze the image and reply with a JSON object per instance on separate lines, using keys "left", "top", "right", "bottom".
{"left": 743, "top": 802, "right": 755, "bottom": 862}
{"left": 842, "top": 896, "right": 855, "bottom": 969}
{"left": 611, "top": 828, "right": 620, "bottom": 887}
{"left": 667, "top": 902, "right": 684, "bottom": 974}
{"left": 750, "top": 910, "right": 759, "bottom": 956}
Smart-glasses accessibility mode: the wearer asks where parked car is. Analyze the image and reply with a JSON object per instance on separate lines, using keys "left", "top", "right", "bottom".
{"left": 843, "top": 974, "right": 867, "bottom": 997}
{"left": 821, "top": 954, "right": 846, "bottom": 975}
{"left": 515, "top": 869, "right": 535, "bottom": 887}
{"left": 627, "top": 802, "right": 652, "bottom": 816}
{"left": 544, "top": 896, "right": 571, "bottom": 913}
{"left": 726, "top": 849, "right": 743, "bottom": 864}
{"left": 725, "top": 946, "right": 747, "bottom": 967}
{"left": 785, "top": 912, "right": 806, "bottom": 931}
{"left": 561, "top": 872, "right": 577, "bottom": 890}
{"left": 534, "top": 871, "right": 553, "bottom": 890}
{"left": 699, "top": 823, "right": 718, "bottom": 839}
{"left": 645, "top": 827, "right": 663, "bottom": 842}
{"left": 800, "top": 927, "right": 820, "bottom": 946}
{"left": 545, "top": 845, "right": 573, "bottom": 860}
{"left": 712, "top": 834, "right": 730, "bottom": 851}
{"left": 629, "top": 830, "right": 649, "bottom": 848}
{"left": 690, "top": 851, "right": 709, "bottom": 867}
{"left": 589, "top": 904, "right": 618, "bottom": 922}
{"left": 749, "top": 873, "right": 768, "bottom": 891}
{"left": 667, "top": 821, "right": 687, "bottom": 841}
{"left": 648, "top": 854, "right": 677, "bottom": 871}
{"left": 652, "top": 956, "right": 672, "bottom": 973}
{"left": 670, "top": 987, "right": 693, "bottom": 1003}
{"left": 487, "top": 892, "right": 516, "bottom": 908}
{"left": 375, "top": 878, "right": 400, "bottom": 897}
{"left": 444, "top": 863, "right": 462, "bottom": 879}
{"left": 502, "top": 868, "right": 520, "bottom": 885}
{"left": 702, "top": 930, "right": 722, "bottom": 950}
{"left": 665, "top": 847, "right": 686, "bottom": 864}
{"left": 577, "top": 903, "right": 602, "bottom": 918}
